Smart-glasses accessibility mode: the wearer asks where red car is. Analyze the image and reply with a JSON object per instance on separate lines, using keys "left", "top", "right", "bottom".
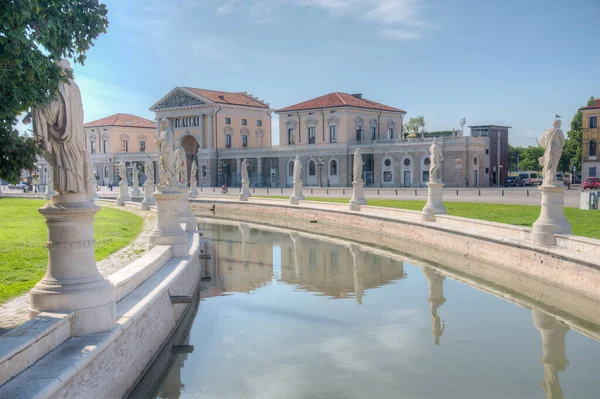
{"left": 583, "top": 177, "right": 600, "bottom": 190}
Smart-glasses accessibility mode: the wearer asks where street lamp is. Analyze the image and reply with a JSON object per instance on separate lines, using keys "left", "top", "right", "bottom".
{"left": 317, "top": 157, "right": 325, "bottom": 188}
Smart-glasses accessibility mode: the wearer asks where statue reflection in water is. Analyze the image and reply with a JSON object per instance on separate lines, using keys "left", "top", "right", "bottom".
{"left": 532, "top": 308, "right": 570, "bottom": 399}
{"left": 421, "top": 267, "right": 446, "bottom": 345}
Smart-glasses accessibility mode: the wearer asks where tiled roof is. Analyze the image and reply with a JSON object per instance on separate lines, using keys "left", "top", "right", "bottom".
{"left": 184, "top": 87, "right": 268, "bottom": 108}
{"left": 581, "top": 98, "right": 600, "bottom": 110}
{"left": 278, "top": 92, "right": 406, "bottom": 113}
{"left": 84, "top": 113, "right": 156, "bottom": 129}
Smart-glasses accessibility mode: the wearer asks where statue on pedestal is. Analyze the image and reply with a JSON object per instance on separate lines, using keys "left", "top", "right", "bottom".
{"left": 24, "top": 59, "right": 89, "bottom": 195}
{"left": 190, "top": 161, "right": 198, "bottom": 185}
{"left": 132, "top": 162, "right": 139, "bottom": 183}
{"left": 156, "top": 118, "right": 176, "bottom": 186}
{"left": 118, "top": 157, "right": 127, "bottom": 183}
{"left": 241, "top": 158, "right": 249, "bottom": 183}
{"left": 174, "top": 142, "right": 187, "bottom": 185}
{"left": 145, "top": 157, "right": 155, "bottom": 185}
{"left": 353, "top": 148, "right": 364, "bottom": 183}
{"left": 538, "top": 119, "right": 565, "bottom": 187}
{"left": 293, "top": 155, "right": 302, "bottom": 183}
{"left": 429, "top": 138, "right": 443, "bottom": 183}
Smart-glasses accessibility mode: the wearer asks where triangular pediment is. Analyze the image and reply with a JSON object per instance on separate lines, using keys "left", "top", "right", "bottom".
{"left": 150, "top": 88, "right": 207, "bottom": 111}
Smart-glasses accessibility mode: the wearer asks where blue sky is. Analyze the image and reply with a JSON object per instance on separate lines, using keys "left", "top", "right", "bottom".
{"left": 65, "top": 0, "right": 598, "bottom": 146}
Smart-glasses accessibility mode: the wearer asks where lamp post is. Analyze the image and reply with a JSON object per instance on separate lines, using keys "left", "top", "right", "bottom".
{"left": 317, "top": 157, "right": 325, "bottom": 188}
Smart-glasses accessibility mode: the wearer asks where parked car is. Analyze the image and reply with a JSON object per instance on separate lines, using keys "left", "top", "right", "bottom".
{"left": 8, "top": 182, "right": 28, "bottom": 190}
{"left": 505, "top": 176, "right": 525, "bottom": 187}
{"left": 555, "top": 173, "right": 564, "bottom": 181}
{"left": 518, "top": 171, "right": 541, "bottom": 186}
{"left": 583, "top": 177, "right": 600, "bottom": 190}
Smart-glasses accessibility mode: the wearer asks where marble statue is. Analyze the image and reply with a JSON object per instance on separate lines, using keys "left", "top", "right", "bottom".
{"left": 131, "top": 163, "right": 139, "bottom": 185}
{"left": 24, "top": 59, "right": 89, "bottom": 194}
{"left": 174, "top": 142, "right": 187, "bottom": 185}
{"left": 145, "top": 157, "right": 154, "bottom": 184}
{"left": 156, "top": 118, "right": 176, "bottom": 186}
{"left": 538, "top": 119, "right": 565, "bottom": 186}
{"left": 118, "top": 157, "right": 127, "bottom": 182}
{"left": 293, "top": 155, "right": 302, "bottom": 182}
{"left": 429, "top": 138, "right": 443, "bottom": 182}
{"left": 353, "top": 148, "right": 364, "bottom": 183}
{"left": 190, "top": 160, "right": 198, "bottom": 183}
{"left": 241, "top": 158, "right": 249, "bottom": 183}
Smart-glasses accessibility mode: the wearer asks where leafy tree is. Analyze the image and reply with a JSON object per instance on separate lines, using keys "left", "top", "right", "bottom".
{"left": 518, "top": 146, "right": 545, "bottom": 171}
{"left": 0, "top": 0, "right": 108, "bottom": 183}
{"left": 559, "top": 96, "right": 595, "bottom": 174}
{"left": 405, "top": 116, "right": 425, "bottom": 138}
{"left": 508, "top": 145, "right": 524, "bottom": 172}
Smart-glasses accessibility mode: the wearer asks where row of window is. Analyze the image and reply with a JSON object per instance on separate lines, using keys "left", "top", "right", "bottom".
{"left": 90, "top": 139, "right": 145, "bottom": 154}
{"left": 287, "top": 126, "right": 395, "bottom": 145}
{"left": 173, "top": 116, "right": 201, "bottom": 128}
{"left": 225, "top": 117, "right": 262, "bottom": 127}
{"left": 590, "top": 116, "right": 598, "bottom": 129}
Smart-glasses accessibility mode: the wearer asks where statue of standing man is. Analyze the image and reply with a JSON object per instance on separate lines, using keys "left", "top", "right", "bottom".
{"left": 293, "top": 155, "right": 302, "bottom": 183}
{"left": 353, "top": 148, "right": 364, "bottom": 183}
{"left": 23, "top": 59, "right": 89, "bottom": 195}
{"left": 538, "top": 119, "right": 565, "bottom": 186}
{"left": 429, "top": 138, "right": 443, "bottom": 183}
{"left": 241, "top": 158, "right": 249, "bottom": 183}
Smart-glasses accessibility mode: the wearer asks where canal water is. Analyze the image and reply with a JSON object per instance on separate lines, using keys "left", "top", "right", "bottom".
{"left": 143, "top": 221, "right": 600, "bottom": 399}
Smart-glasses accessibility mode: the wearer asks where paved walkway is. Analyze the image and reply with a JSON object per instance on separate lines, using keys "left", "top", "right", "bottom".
{"left": 0, "top": 202, "right": 155, "bottom": 334}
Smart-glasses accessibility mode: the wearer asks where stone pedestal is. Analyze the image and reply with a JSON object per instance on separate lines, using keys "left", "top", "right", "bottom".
{"left": 148, "top": 186, "right": 188, "bottom": 257}
{"left": 44, "top": 185, "right": 56, "bottom": 200}
{"left": 29, "top": 194, "right": 116, "bottom": 336}
{"left": 116, "top": 181, "right": 131, "bottom": 206}
{"left": 422, "top": 181, "right": 446, "bottom": 221}
{"left": 178, "top": 188, "right": 197, "bottom": 233}
{"left": 349, "top": 180, "right": 367, "bottom": 211}
{"left": 240, "top": 181, "right": 250, "bottom": 201}
{"left": 131, "top": 180, "right": 141, "bottom": 197}
{"left": 289, "top": 181, "right": 304, "bottom": 204}
{"left": 532, "top": 185, "right": 571, "bottom": 246}
{"left": 189, "top": 178, "right": 199, "bottom": 198}
{"left": 141, "top": 182, "right": 156, "bottom": 210}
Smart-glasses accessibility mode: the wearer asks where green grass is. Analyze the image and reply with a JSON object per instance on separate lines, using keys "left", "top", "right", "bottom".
{"left": 0, "top": 199, "right": 144, "bottom": 303}
{"left": 257, "top": 196, "right": 600, "bottom": 239}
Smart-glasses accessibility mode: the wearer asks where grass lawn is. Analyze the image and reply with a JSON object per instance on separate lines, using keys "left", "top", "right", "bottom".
{"left": 0, "top": 199, "right": 144, "bottom": 304}
{"left": 257, "top": 196, "right": 600, "bottom": 240}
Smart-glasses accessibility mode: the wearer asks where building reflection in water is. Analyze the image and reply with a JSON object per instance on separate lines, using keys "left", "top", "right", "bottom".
{"left": 422, "top": 266, "right": 446, "bottom": 345}
{"left": 532, "top": 308, "right": 570, "bottom": 399}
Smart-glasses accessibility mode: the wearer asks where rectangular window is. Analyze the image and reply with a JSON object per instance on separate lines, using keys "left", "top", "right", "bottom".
{"left": 225, "top": 117, "right": 231, "bottom": 125}
{"left": 591, "top": 167, "right": 597, "bottom": 178}
{"left": 140, "top": 141, "right": 146, "bottom": 152}
{"left": 225, "top": 134, "right": 232, "bottom": 148}
{"left": 383, "top": 171, "right": 393, "bottom": 182}
{"left": 288, "top": 128, "right": 295, "bottom": 145}
{"left": 90, "top": 140, "right": 96, "bottom": 154}
{"left": 486, "top": 149, "right": 489, "bottom": 155}
{"left": 242, "top": 119, "right": 247, "bottom": 126}
{"left": 121, "top": 140, "right": 128, "bottom": 152}
{"left": 371, "top": 126, "right": 377, "bottom": 140}
{"left": 103, "top": 140, "right": 107, "bottom": 153}
{"left": 591, "top": 116, "right": 598, "bottom": 129}
{"left": 308, "top": 127, "right": 316, "bottom": 144}
{"left": 257, "top": 120, "right": 262, "bottom": 127}
{"left": 330, "top": 251, "right": 339, "bottom": 269}
{"left": 387, "top": 128, "right": 394, "bottom": 139}
{"left": 242, "top": 135, "right": 248, "bottom": 147}
{"left": 422, "top": 171, "right": 429, "bottom": 182}
{"left": 356, "top": 128, "right": 363, "bottom": 142}
{"left": 329, "top": 126, "right": 337, "bottom": 143}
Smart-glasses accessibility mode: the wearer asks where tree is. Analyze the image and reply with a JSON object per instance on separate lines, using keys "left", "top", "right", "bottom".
{"left": 0, "top": 0, "right": 108, "bottom": 183}
{"left": 518, "top": 146, "right": 545, "bottom": 171}
{"left": 405, "top": 116, "right": 425, "bottom": 138}
{"left": 559, "top": 96, "right": 595, "bottom": 173}
{"left": 508, "top": 145, "right": 524, "bottom": 172}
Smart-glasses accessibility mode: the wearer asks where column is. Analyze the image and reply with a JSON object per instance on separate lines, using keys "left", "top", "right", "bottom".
{"left": 199, "top": 114, "right": 205, "bottom": 149}
{"left": 236, "top": 158, "right": 242, "bottom": 187}
{"left": 208, "top": 114, "right": 214, "bottom": 150}
{"left": 257, "top": 157, "right": 263, "bottom": 187}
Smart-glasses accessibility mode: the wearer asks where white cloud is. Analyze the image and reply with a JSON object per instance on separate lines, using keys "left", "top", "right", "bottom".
{"left": 217, "top": 0, "right": 239, "bottom": 15}
{"left": 381, "top": 28, "right": 422, "bottom": 40}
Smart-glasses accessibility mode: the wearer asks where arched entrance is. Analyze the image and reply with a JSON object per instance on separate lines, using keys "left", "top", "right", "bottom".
{"left": 181, "top": 135, "right": 200, "bottom": 185}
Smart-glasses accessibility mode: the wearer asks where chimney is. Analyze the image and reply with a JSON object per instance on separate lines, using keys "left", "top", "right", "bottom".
{"left": 351, "top": 93, "right": 363, "bottom": 99}
{"left": 218, "top": 95, "right": 225, "bottom": 100}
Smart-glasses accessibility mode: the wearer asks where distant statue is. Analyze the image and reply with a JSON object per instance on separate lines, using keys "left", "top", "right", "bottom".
{"left": 293, "top": 155, "right": 302, "bottom": 182}
{"left": 353, "top": 148, "right": 364, "bottom": 183}
{"left": 156, "top": 118, "right": 176, "bottom": 186}
{"left": 174, "top": 142, "right": 187, "bottom": 185}
{"left": 190, "top": 160, "right": 198, "bottom": 183}
{"left": 92, "top": 163, "right": 97, "bottom": 180}
{"left": 538, "top": 119, "right": 565, "bottom": 186}
{"left": 131, "top": 162, "right": 139, "bottom": 185}
{"left": 241, "top": 158, "right": 249, "bottom": 183}
{"left": 118, "top": 157, "right": 127, "bottom": 182}
{"left": 23, "top": 59, "right": 89, "bottom": 194}
{"left": 429, "top": 138, "right": 443, "bottom": 182}
{"left": 144, "top": 157, "right": 154, "bottom": 184}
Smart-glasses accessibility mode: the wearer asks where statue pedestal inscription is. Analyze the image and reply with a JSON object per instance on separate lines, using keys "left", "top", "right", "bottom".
{"left": 149, "top": 186, "right": 188, "bottom": 257}
{"left": 349, "top": 181, "right": 367, "bottom": 211}
{"left": 141, "top": 182, "right": 156, "bottom": 210}
{"left": 531, "top": 185, "right": 571, "bottom": 246}
{"left": 289, "top": 181, "right": 304, "bottom": 205}
{"left": 422, "top": 181, "right": 446, "bottom": 221}
{"left": 29, "top": 194, "right": 116, "bottom": 336}
{"left": 240, "top": 181, "right": 251, "bottom": 201}
{"left": 117, "top": 181, "right": 131, "bottom": 206}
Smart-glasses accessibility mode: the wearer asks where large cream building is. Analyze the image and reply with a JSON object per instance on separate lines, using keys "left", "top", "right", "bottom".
{"left": 582, "top": 98, "right": 600, "bottom": 180}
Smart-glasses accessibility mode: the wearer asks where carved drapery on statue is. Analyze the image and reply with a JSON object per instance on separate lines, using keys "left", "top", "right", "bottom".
{"left": 293, "top": 155, "right": 302, "bottom": 182}
{"left": 241, "top": 158, "right": 249, "bottom": 183}
{"left": 353, "top": 148, "right": 364, "bottom": 183}
{"left": 538, "top": 119, "right": 565, "bottom": 187}
{"left": 145, "top": 158, "right": 155, "bottom": 184}
{"left": 429, "top": 138, "right": 443, "bottom": 183}
{"left": 118, "top": 158, "right": 127, "bottom": 181}
{"left": 190, "top": 160, "right": 198, "bottom": 183}
{"left": 174, "top": 142, "right": 187, "bottom": 185}
{"left": 156, "top": 118, "right": 176, "bottom": 186}
{"left": 28, "top": 59, "right": 89, "bottom": 195}
{"left": 131, "top": 162, "right": 139, "bottom": 185}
